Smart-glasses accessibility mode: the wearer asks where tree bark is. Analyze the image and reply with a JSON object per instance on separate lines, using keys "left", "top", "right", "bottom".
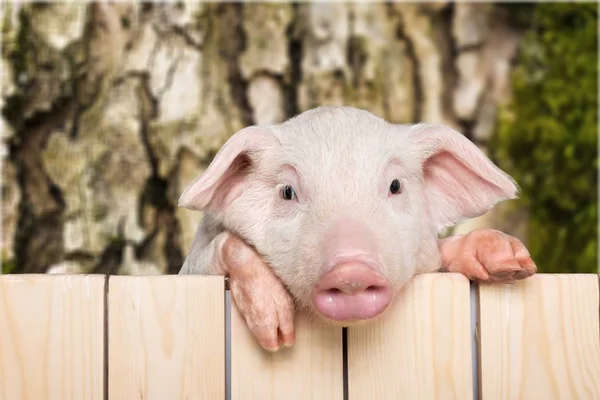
{"left": 1, "top": 2, "right": 528, "bottom": 274}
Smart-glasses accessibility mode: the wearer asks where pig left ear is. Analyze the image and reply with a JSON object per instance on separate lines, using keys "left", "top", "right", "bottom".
{"left": 178, "top": 126, "right": 277, "bottom": 212}
{"left": 407, "top": 123, "right": 518, "bottom": 232}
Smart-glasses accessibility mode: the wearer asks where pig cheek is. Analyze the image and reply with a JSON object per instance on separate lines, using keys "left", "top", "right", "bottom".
{"left": 262, "top": 215, "right": 316, "bottom": 304}
{"left": 380, "top": 235, "right": 417, "bottom": 292}
{"left": 380, "top": 202, "right": 422, "bottom": 290}
{"left": 404, "top": 186, "right": 443, "bottom": 272}
{"left": 222, "top": 184, "right": 276, "bottom": 249}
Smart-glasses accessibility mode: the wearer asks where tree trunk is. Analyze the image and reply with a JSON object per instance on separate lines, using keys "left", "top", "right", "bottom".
{"left": 1, "top": 2, "right": 529, "bottom": 274}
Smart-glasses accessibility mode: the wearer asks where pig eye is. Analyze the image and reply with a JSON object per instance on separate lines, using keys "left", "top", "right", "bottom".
{"left": 389, "top": 179, "right": 402, "bottom": 195}
{"left": 281, "top": 185, "right": 296, "bottom": 201}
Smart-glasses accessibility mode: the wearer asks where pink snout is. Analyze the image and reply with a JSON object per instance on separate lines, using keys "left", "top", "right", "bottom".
{"left": 311, "top": 263, "right": 392, "bottom": 322}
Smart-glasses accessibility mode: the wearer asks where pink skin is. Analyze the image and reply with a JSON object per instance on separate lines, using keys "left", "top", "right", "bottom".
{"left": 311, "top": 263, "right": 392, "bottom": 321}
{"left": 311, "top": 218, "right": 392, "bottom": 322}
{"left": 223, "top": 228, "right": 536, "bottom": 351}
{"left": 312, "top": 219, "right": 393, "bottom": 321}
{"left": 439, "top": 229, "right": 537, "bottom": 282}
{"left": 220, "top": 233, "right": 295, "bottom": 352}
{"left": 177, "top": 106, "right": 539, "bottom": 352}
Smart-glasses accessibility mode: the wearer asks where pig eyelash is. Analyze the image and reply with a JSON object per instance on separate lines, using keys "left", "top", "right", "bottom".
{"left": 389, "top": 179, "right": 402, "bottom": 195}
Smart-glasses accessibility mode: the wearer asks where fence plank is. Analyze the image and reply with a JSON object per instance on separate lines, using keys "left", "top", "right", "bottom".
{"left": 348, "top": 273, "right": 473, "bottom": 400}
{"left": 231, "top": 303, "right": 343, "bottom": 399}
{"left": 108, "top": 275, "right": 225, "bottom": 400}
{"left": 478, "top": 274, "right": 600, "bottom": 400}
{"left": 0, "top": 274, "right": 105, "bottom": 400}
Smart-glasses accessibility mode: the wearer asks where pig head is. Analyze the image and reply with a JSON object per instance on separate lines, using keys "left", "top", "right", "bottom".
{"left": 178, "top": 106, "right": 517, "bottom": 323}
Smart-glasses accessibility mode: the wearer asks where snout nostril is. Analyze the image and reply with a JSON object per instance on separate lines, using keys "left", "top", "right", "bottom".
{"left": 324, "top": 284, "right": 386, "bottom": 296}
{"left": 365, "top": 285, "right": 385, "bottom": 292}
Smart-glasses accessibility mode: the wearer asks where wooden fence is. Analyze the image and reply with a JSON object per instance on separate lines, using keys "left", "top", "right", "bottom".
{"left": 0, "top": 273, "right": 599, "bottom": 400}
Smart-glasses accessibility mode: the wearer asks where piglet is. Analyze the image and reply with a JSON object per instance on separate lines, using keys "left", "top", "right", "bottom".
{"left": 178, "top": 106, "right": 536, "bottom": 351}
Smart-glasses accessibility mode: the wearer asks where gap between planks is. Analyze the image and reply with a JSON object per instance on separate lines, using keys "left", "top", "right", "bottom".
{"left": 103, "top": 275, "right": 109, "bottom": 400}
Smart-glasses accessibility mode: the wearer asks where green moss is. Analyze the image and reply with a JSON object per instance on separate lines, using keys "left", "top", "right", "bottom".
{"left": 91, "top": 204, "right": 108, "bottom": 222}
{"left": 497, "top": 3, "right": 537, "bottom": 30}
{"left": 2, "top": 8, "right": 32, "bottom": 127}
{"left": 1, "top": 257, "right": 16, "bottom": 274}
{"left": 108, "top": 235, "right": 126, "bottom": 247}
{"left": 120, "top": 16, "right": 130, "bottom": 29}
{"left": 491, "top": 3, "right": 598, "bottom": 273}
{"left": 11, "top": 7, "right": 31, "bottom": 78}
{"left": 2, "top": 5, "right": 71, "bottom": 128}
{"left": 2, "top": 3, "right": 15, "bottom": 58}
{"left": 255, "top": 36, "right": 268, "bottom": 50}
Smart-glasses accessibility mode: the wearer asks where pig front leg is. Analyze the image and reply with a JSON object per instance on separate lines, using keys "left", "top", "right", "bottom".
{"left": 182, "top": 230, "right": 295, "bottom": 352}
{"left": 222, "top": 233, "right": 296, "bottom": 351}
{"left": 439, "top": 229, "right": 537, "bottom": 283}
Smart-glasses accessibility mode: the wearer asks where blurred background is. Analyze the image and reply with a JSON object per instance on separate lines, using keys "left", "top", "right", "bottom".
{"left": 0, "top": 2, "right": 597, "bottom": 276}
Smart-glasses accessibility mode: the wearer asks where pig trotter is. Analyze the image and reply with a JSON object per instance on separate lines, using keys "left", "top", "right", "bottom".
{"left": 222, "top": 234, "right": 296, "bottom": 352}
{"left": 439, "top": 229, "right": 537, "bottom": 283}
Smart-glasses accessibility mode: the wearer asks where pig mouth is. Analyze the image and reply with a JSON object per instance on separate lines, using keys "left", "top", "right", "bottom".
{"left": 310, "top": 263, "right": 393, "bottom": 322}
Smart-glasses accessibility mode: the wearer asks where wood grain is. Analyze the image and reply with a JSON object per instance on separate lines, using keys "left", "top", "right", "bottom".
{"left": 478, "top": 274, "right": 600, "bottom": 400}
{"left": 108, "top": 275, "right": 225, "bottom": 400}
{"left": 348, "top": 273, "right": 474, "bottom": 400}
{"left": 0, "top": 274, "right": 105, "bottom": 400}
{"left": 231, "top": 302, "right": 343, "bottom": 400}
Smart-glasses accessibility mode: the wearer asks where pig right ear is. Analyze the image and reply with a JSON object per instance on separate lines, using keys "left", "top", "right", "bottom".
{"left": 178, "top": 126, "right": 277, "bottom": 212}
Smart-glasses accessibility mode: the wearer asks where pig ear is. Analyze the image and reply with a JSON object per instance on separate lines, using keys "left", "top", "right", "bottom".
{"left": 408, "top": 123, "right": 518, "bottom": 232}
{"left": 178, "top": 126, "right": 277, "bottom": 212}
